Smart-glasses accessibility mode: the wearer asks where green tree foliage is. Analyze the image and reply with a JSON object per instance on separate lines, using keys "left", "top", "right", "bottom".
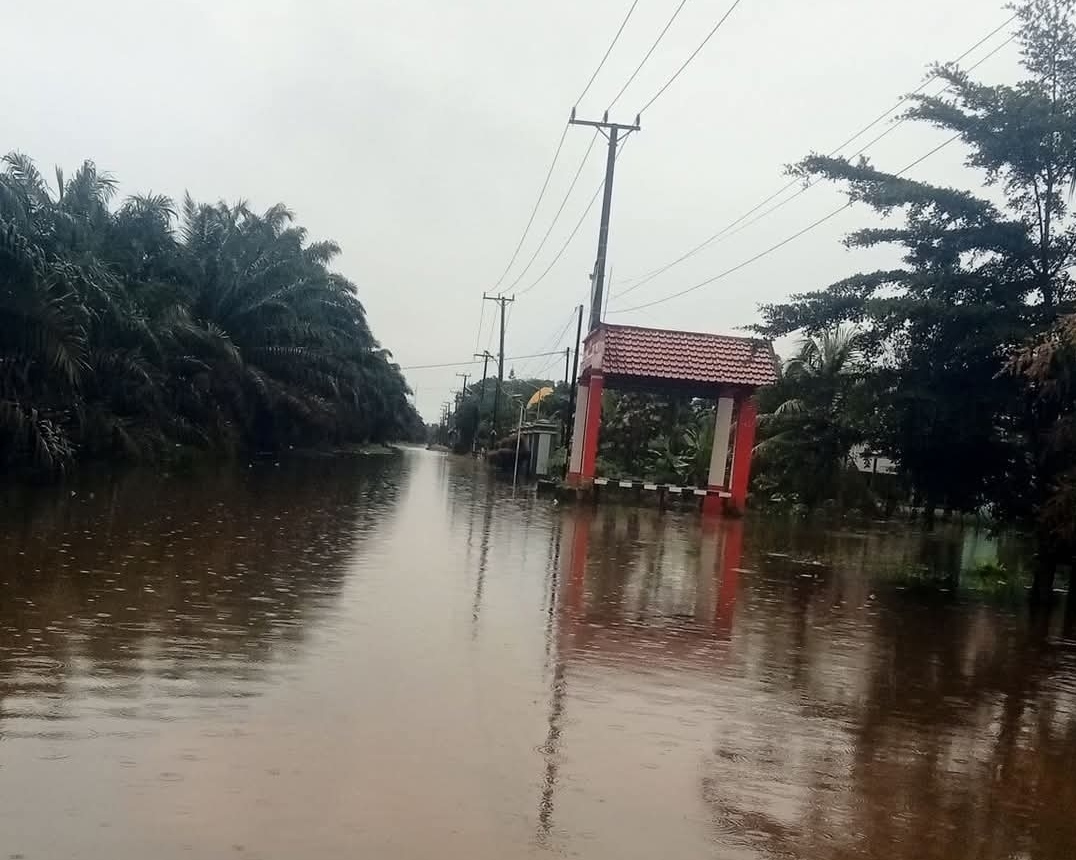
{"left": 448, "top": 375, "right": 571, "bottom": 455}
{"left": 0, "top": 152, "right": 422, "bottom": 476}
{"left": 754, "top": 327, "right": 868, "bottom": 507}
{"left": 597, "top": 392, "right": 715, "bottom": 485}
{"left": 755, "top": 1, "right": 1076, "bottom": 531}
{"left": 1011, "top": 313, "right": 1076, "bottom": 596}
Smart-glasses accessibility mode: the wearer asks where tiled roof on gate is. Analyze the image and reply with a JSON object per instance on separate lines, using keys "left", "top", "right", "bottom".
{"left": 596, "top": 324, "right": 778, "bottom": 388}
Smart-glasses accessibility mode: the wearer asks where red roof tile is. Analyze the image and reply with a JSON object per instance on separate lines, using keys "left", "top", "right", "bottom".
{"left": 590, "top": 324, "right": 777, "bottom": 388}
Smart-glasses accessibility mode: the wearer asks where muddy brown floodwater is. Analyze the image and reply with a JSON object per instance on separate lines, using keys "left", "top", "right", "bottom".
{"left": 2, "top": 449, "right": 1076, "bottom": 859}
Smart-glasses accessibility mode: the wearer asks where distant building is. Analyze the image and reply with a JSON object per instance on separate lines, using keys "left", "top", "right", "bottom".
{"left": 850, "top": 445, "right": 897, "bottom": 476}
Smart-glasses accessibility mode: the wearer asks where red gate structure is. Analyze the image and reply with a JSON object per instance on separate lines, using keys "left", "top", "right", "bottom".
{"left": 565, "top": 323, "right": 778, "bottom": 514}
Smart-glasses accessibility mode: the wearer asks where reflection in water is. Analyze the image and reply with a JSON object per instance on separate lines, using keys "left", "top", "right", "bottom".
{"left": 0, "top": 459, "right": 401, "bottom": 729}
{"left": 1, "top": 450, "right": 1075, "bottom": 859}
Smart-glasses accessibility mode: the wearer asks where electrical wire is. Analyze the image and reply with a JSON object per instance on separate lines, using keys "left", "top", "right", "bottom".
{"left": 614, "top": 34, "right": 1017, "bottom": 305}
{"left": 520, "top": 313, "right": 575, "bottom": 377}
{"left": 503, "top": 131, "right": 600, "bottom": 293}
{"left": 516, "top": 309, "right": 578, "bottom": 378}
{"left": 491, "top": 125, "right": 569, "bottom": 293}
{"left": 484, "top": 300, "right": 498, "bottom": 355}
{"left": 610, "top": 133, "right": 961, "bottom": 315}
{"left": 473, "top": 296, "right": 486, "bottom": 355}
{"left": 637, "top": 0, "right": 745, "bottom": 115}
{"left": 608, "top": 0, "right": 689, "bottom": 110}
{"left": 576, "top": 0, "right": 642, "bottom": 107}
{"left": 505, "top": 301, "right": 516, "bottom": 348}
{"left": 530, "top": 349, "right": 569, "bottom": 380}
{"left": 517, "top": 137, "right": 633, "bottom": 298}
{"left": 700, "top": 33, "right": 1015, "bottom": 241}
{"left": 400, "top": 349, "right": 568, "bottom": 372}
{"left": 488, "top": 0, "right": 646, "bottom": 295}
{"left": 613, "top": 14, "right": 1018, "bottom": 302}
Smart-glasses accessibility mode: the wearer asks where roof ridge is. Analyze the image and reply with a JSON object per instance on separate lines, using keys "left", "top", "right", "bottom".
{"left": 601, "top": 322, "right": 771, "bottom": 344}
{"left": 595, "top": 322, "right": 778, "bottom": 387}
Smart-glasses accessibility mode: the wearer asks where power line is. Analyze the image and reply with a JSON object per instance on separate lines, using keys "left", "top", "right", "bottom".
{"left": 516, "top": 308, "right": 578, "bottom": 378}
{"left": 484, "top": 301, "right": 498, "bottom": 355}
{"left": 531, "top": 349, "right": 569, "bottom": 380}
{"left": 505, "top": 300, "right": 516, "bottom": 343}
{"left": 490, "top": 125, "right": 570, "bottom": 292}
{"left": 637, "top": 0, "right": 745, "bottom": 115}
{"left": 610, "top": 133, "right": 961, "bottom": 315}
{"left": 576, "top": 0, "right": 642, "bottom": 107}
{"left": 615, "top": 35, "right": 1018, "bottom": 304}
{"left": 695, "top": 34, "right": 1016, "bottom": 241}
{"left": 473, "top": 296, "right": 486, "bottom": 355}
{"left": 517, "top": 136, "right": 633, "bottom": 298}
{"left": 400, "top": 349, "right": 568, "bottom": 372}
{"left": 516, "top": 172, "right": 604, "bottom": 298}
{"left": 608, "top": 0, "right": 689, "bottom": 110}
{"left": 488, "top": 0, "right": 648, "bottom": 295}
{"left": 518, "top": 312, "right": 575, "bottom": 378}
{"left": 503, "top": 131, "right": 600, "bottom": 293}
{"left": 614, "top": 14, "right": 1018, "bottom": 302}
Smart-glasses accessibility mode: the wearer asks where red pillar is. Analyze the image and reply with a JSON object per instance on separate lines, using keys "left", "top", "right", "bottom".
{"left": 715, "top": 518, "right": 744, "bottom": 638}
{"left": 728, "top": 396, "right": 758, "bottom": 513}
{"left": 580, "top": 373, "right": 604, "bottom": 481}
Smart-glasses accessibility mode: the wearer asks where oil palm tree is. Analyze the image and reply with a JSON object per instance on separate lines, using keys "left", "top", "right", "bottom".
{"left": 754, "top": 325, "right": 866, "bottom": 506}
{"left": 0, "top": 151, "right": 421, "bottom": 476}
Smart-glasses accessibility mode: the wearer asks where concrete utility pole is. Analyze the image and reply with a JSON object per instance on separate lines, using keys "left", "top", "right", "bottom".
{"left": 455, "top": 371, "right": 472, "bottom": 451}
{"left": 569, "top": 109, "right": 639, "bottom": 332}
{"left": 566, "top": 304, "right": 584, "bottom": 419}
{"left": 483, "top": 293, "right": 514, "bottom": 442}
{"left": 563, "top": 347, "right": 571, "bottom": 386}
{"left": 441, "top": 401, "right": 452, "bottom": 442}
{"left": 473, "top": 351, "right": 494, "bottom": 408}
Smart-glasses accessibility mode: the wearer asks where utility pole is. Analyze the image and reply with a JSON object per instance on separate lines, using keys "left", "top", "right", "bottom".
{"left": 473, "top": 351, "right": 494, "bottom": 407}
{"left": 563, "top": 347, "right": 570, "bottom": 387}
{"left": 475, "top": 350, "right": 494, "bottom": 454}
{"left": 483, "top": 293, "right": 514, "bottom": 443}
{"left": 569, "top": 109, "right": 639, "bottom": 332}
{"left": 566, "top": 304, "right": 584, "bottom": 422}
{"left": 455, "top": 371, "right": 473, "bottom": 452}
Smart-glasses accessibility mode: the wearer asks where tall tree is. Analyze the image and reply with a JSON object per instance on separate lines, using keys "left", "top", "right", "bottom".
{"left": 756, "top": 1, "right": 1076, "bottom": 541}
{"left": 1012, "top": 313, "right": 1076, "bottom": 600}
{"left": 0, "top": 152, "right": 422, "bottom": 477}
{"left": 754, "top": 327, "right": 867, "bottom": 508}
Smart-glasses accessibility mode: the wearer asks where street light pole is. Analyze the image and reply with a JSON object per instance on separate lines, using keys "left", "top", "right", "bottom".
{"left": 512, "top": 398, "right": 526, "bottom": 489}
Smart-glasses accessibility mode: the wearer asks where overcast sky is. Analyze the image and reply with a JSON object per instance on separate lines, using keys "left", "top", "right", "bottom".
{"left": 5, "top": 0, "right": 1024, "bottom": 420}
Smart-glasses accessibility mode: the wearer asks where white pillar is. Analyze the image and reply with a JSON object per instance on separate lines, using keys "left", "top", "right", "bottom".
{"left": 567, "top": 383, "right": 589, "bottom": 476}
{"left": 707, "top": 396, "right": 735, "bottom": 487}
{"left": 535, "top": 432, "right": 553, "bottom": 475}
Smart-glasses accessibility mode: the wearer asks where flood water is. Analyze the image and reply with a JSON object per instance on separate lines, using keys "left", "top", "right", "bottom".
{"left": 2, "top": 449, "right": 1076, "bottom": 859}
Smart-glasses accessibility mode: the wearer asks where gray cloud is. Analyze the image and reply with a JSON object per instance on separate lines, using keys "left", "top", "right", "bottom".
{"left": 3, "top": 0, "right": 1022, "bottom": 419}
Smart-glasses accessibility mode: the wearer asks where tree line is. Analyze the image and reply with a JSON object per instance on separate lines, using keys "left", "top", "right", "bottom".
{"left": 0, "top": 154, "right": 423, "bottom": 477}
{"left": 750, "top": 0, "right": 1076, "bottom": 599}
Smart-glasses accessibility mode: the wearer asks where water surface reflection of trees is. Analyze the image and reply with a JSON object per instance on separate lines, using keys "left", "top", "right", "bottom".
{"left": 708, "top": 534, "right": 1076, "bottom": 860}
{"left": 550, "top": 508, "right": 1076, "bottom": 860}
{"left": 0, "top": 458, "right": 404, "bottom": 719}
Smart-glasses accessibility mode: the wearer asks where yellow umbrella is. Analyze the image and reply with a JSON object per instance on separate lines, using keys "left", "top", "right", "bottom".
{"left": 526, "top": 386, "right": 554, "bottom": 408}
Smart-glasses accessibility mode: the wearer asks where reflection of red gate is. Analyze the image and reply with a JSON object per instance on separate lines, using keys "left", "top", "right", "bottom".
{"left": 536, "top": 509, "right": 747, "bottom": 845}
{"left": 559, "top": 510, "right": 744, "bottom": 643}
{"left": 565, "top": 324, "right": 777, "bottom": 515}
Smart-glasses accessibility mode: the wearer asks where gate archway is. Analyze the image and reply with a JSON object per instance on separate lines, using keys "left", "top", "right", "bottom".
{"left": 566, "top": 324, "right": 778, "bottom": 514}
